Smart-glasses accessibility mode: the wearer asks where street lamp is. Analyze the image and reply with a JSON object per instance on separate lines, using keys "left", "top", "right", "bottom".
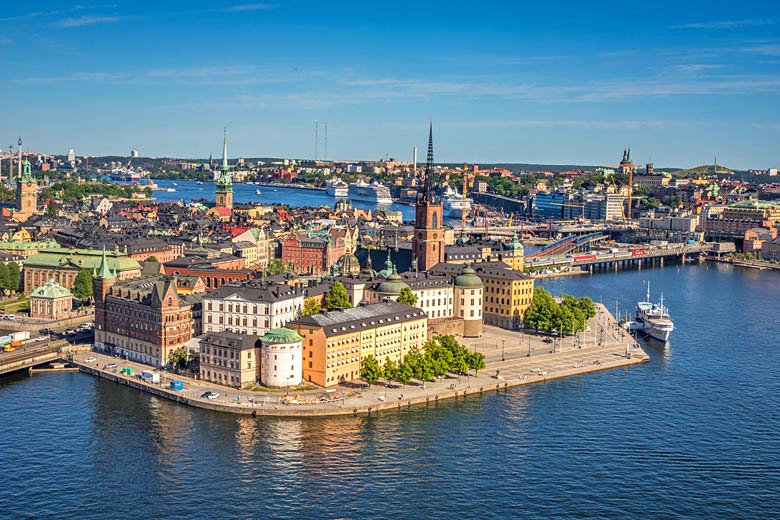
{"left": 501, "top": 339, "right": 505, "bottom": 361}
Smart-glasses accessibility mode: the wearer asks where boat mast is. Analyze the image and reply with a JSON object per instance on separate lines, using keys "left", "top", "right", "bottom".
{"left": 646, "top": 280, "right": 651, "bottom": 303}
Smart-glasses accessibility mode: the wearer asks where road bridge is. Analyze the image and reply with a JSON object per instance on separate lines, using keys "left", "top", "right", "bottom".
{"left": 526, "top": 244, "right": 707, "bottom": 272}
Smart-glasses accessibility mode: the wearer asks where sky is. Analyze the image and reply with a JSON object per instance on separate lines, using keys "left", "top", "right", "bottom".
{"left": 1, "top": 0, "right": 780, "bottom": 169}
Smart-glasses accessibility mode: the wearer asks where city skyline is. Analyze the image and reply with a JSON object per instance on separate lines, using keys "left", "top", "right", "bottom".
{"left": 2, "top": 1, "right": 780, "bottom": 169}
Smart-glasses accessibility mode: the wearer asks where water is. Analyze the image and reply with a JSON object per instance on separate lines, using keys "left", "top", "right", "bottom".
{"left": 152, "top": 179, "right": 418, "bottom": 221}
{"left": 1, "top": 263, "right": 779, "bottom": 519}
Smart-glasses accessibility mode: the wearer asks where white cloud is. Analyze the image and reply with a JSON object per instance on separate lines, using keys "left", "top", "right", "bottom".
{"left": 671, "top": 19, "right": 776, "bottom": 30}
{"left": 221, "top": 4, "right": 278, "bottom": 12}
{"left": 55, "top": 15, "right": 121, "bottom": 28}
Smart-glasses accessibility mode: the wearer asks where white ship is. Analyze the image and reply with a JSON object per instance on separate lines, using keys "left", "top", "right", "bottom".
{"left": 441, "top": 186, "right": 473, "bottom": 218}
{"left": 326, "top": 179, "right": 349, "bottom": 197}
{"left": 347, "top": 180, "right": 393, "bottom": 204}
{"left": 635, "top": 282, "right": 674, "bottom": 342}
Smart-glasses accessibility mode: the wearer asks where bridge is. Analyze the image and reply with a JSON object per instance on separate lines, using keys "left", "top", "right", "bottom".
{"left": 0, "top": 342, "right": 67, "bottom": 376}
{"left": 527, "top": 232, "right": 607, "bottom": 259}
{"left": 526, "top": 244, "right": 708, "bottom": 272}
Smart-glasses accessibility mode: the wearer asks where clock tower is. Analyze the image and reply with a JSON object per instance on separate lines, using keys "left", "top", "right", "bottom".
{"left": 15, "top": 158, "right": 37, "bottom": 222}
{"left": 215, "top": 128, "right": 233, "bottom": 210}
{"left": 413, "top": 122, "right": 444, "bottom": 272}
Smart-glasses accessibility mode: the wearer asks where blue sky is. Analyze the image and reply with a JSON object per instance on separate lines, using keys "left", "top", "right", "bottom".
{"left": 2, "top": 1, "right": 780, "bottom": 169}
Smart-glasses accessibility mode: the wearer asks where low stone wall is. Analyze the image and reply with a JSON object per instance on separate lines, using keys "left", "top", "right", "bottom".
{"left": 0, "top": 312, "right": 94, "bottom": 332}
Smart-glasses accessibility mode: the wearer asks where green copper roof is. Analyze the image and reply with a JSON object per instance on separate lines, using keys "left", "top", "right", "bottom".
{"left": 377, "top": 267, "right": 409, "bottom": 296}
{"left": 506, "top": 231, "right": 524, "bottom": 252}
{"left": 24, "top": 248, "right": 141, "bottom": 272}
{"left": 97, "top": 247, "right": 114, "bottom": 279}
{"left": 30, "top": 280, "right": 72, "bottom": 299}
{"left": 261, "top": 327, "right": 303, "bottom": 344}
{"left": 454, "top": 264, "right": 483, "bottom": 289}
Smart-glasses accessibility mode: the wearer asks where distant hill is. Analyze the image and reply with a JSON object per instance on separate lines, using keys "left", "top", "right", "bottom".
{"left": 672, "top": 164, "right": 734, "bottom": 177}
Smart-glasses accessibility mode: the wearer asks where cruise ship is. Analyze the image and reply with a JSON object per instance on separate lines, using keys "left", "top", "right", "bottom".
{"left": 441, "top": 186, "right": 473, "bottom": 218}
{"left": 347, "top": 180, "right": 393, "bottom": 204}
{"left": 635, "top": 282, "right": 674, "bottom": 342}
{"left": 326, "top": 179, "right": 349, "bottom": 197}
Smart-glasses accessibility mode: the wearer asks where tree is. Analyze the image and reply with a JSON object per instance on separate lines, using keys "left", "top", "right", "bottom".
{"left": 397, "top": 286, "right": 418, "bottom": 306}
{"left": 301, "top": 298, "right": 321, "bottom": 317}
{"left": 360, "top": 355, "right": 382, "bottom": 388}
{"left": 46, "top": 200, "right": 57, "bottom": 215}
{"left": 0, "top": 263, "right": 9, "bottom": 292}
{"left": 146, "top": 255, "right": 159, "bottom": 263}
{"left": 169, "top": 347, "right": 189, "bottom": 368}
{"left": 383, "top": 357, "right": 397, "bottom": 382}
{"left": 396, "top": 361, "right": 413, "bottom": 389}
{"left": 524, "top": 287, "right": 557, "bottom": 332}
{"left": 468, "top": 351, "right": 486, "bottom": 376}
{"left": 72, "top": 269, "right": 94, "bottom": 301}
{"left": 266, "top": 259, "right": 291, "bottom": 275}
{"left": 324, "top": 281, "right": 351, "bottom": 310}
{"left": 6, "top": 263, "right": 20, "bottom": 293}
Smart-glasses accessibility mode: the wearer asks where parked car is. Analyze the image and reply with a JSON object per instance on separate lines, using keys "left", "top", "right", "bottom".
{"left": 84, "top": 357, "right": 97, "bottom": 363}
{"left": 201, "top": 391, "right": 219, "bottom": 400}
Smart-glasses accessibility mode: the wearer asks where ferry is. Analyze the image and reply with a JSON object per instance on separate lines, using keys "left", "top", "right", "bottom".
{"left": 347, "top": 180, "right": 393, "bottom": 204}
{"left": 635, "top": 281, "right": 674, "bottom": 342}
{"left": 441, "top": 186, "right": 473, "bottom": 218}
{"left": 166, "top": 187, "right": 176, "bottom": 193}
{"left": 325, "top": 179, "right": 349, "bottom": 197}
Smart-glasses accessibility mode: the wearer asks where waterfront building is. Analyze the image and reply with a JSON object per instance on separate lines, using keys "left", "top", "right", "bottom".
{"left": 260, "top": 328, "right": 304, "bottom": 388}
{"left": 281, "top": 233, "right": 345, "bottom": 276}
{"left": 701, "top": 200, "right": 780, "bottom": 239}
{"left": 287, "top": 302, "right": 427, "bottom": 387}
{"left": 29, "top": 280, "right": 73, "bottom": 320}
{"left": 413, "top": 123, "right": 445, "bottom": 271}
{"left": 23, "top": 247, "right": 142, "bottom": 294}
{"left": 202, "top": 281, "right": 304, "bottom": 336}
{"left": 93, "top": 251, "right": 194, "bottom": 367}
{"left": 215, "top": 129, "right": 233, "bottom": 211}
{"left": 761, "top": 236, "right": 780, "bottom": 261}
{"left": 199, "top": 331, "right": 261, "bottom": 388}
{"left": 15, "top": 159, "right": 38, "bottom": 222}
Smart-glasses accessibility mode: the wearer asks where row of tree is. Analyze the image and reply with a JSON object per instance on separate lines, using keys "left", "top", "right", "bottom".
{"left": 360, "top": 335, "right": 486, "bottom": 388}
{"left": 0, "top": 263, "right": 21, "bottom": 294}
{"left": 523, "top": 286, "right": 596, "bottom": 335}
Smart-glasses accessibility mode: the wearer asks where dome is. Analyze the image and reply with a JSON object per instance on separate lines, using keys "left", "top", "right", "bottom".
{"left": 260, "top": 327, "right": 303, "bottom": 344}
{"left": 505, "top": 231, "right": 524, "bottom": 252}
{"left": 454, "top": 265, "right": 483, "bottom": 289}
{"left": 339, "top": 253, "right": 361, "bottom": 275}
{"left": 376, "top": 268, "right": 408, "bottom": 296}
{"left": 31, "top": 280, "right": 72, "bottom": 300}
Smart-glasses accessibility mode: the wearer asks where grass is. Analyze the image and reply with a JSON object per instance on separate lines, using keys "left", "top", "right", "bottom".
{"left": 0, "top": 294, "right": 28, "bottom": 312}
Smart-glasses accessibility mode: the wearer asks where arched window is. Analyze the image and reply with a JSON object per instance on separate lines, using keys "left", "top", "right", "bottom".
{"left": 432, "top": 212, "right": 438, "bottom": 228}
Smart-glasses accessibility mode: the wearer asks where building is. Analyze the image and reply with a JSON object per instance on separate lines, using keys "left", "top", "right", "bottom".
{"left": 413, "top": 123, "right": 445, "bottom": 271}
{"left": 29, "top": 280, "right": 73, "bottom": 320}
{"left": 202, "top": 281, "right": 304, "bottom": 336}
{"left": 287, "top": 302, "right": 427, "bottom": 387}
{"left": 93, "top": 251, "right": 194, "bottom": 367}
{"left": 119, "top": 237, "right": 178, "bottom": 263}
{"left": 162, "top": 254, "right": 251, "bottom": 290}
{"left": 15, "top": 159, "right": 37, "bottom": 222}
{"left": 761, "top": 236, "right": 780, "bottom": 260}
{"left": 215, "top": 129, "right": 233, "bottom": 211}
{"left": 23, "top": 247, "right": 142, "bottom": 294}
{"left": 281, "top": 234, "right": 345, "bottom": 276}
{"left": 701, "top": 200, "right": 780, "bottom": 239}
{"left": 260, "top": 328, "right": 304, "bottom": 388}
{"left": 199, "top": 331, "right": 261, "bottom": 388}
{"left": 131, "top": 149, "right": 139, "bottom": 158}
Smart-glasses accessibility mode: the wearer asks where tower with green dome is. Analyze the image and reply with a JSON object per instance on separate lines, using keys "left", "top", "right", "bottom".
{"left": 15, "top": 143, "right": 37, "bottom": 221}
{"left": 215, "top": 128, "right": 233, "bottom": 210}
{"left": 504, "top": 231, "right": 525, "bottom": 271}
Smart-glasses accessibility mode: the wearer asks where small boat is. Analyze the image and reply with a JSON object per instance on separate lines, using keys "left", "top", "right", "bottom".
{"left": 273, "top": 189, "right": 278, "bottom": 192}
{"left": 173, "top": 182, "right": 178, "bottom": 186}
{"left": 635, "top": 281, "right": 674, "bottom": 342}
{"left": 197, "top": 181, "right": 203, "bottom": 185}
{"left": 166, "top": 188, "right": 176, "bottom": 192}
{"left": 256, "top": 189, "right": 261, "bottom": 195}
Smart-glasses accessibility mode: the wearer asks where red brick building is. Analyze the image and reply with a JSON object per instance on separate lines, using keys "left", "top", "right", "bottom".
{"left": 162, "top": 254, "right": 253, "bottom": 290}
{"left": 281, "top": 234, "right": 344, "bottom": 275}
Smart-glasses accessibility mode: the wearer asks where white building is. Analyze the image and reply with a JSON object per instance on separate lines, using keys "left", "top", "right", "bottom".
{"left": 131, "top": 149, "right": 139, "bottom": 158}
{"left": 67, "top": 148, "right": 76, "bottom": 163}
{"left": 202, "top": 282, "right": 304, "bottom": 336}
{"left": 259, "top": 328, "right": 303, "bottom": 388}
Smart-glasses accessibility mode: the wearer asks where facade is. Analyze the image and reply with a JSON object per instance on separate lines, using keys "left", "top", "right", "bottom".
{"left": 701, "top": 200, "right": 780, "bottom": 239}
{"left": 199, "top": 331, "right": 261, "bottom": 388}
{"left": 761, "top": 236, "right": 780, "bottom": 261}
{"left": 260, "top": 328, "right": 304, "bottom": 388}
{"left": 120, "top": 238, "right": 178, "bottom": 263}
{"left": 93, "top": 251, "right": 194, "bottom": 367}
{"left": 281, "top": 234, "right": 345, "bottom": 275}
{"left": 29, "top": 280, "right": 73, "bottom": 320}
{"left": 23, "top": 248, "right": 141, "bottom": 294}
{"left": 202, "top": 281, "right": 304, "bottom": 336}
{"left": 288, "top": 302, "right": 428, "bottom": 387}
{"left": 15, "top": 160, "right": 38, "bottom": 222}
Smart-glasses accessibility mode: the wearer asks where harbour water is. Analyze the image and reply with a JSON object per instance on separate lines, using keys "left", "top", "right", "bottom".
{"left": 1, "top": 263, "right": 778, "bottom": 518}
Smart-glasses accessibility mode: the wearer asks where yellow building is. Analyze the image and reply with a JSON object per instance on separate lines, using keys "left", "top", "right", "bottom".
{"left": 288, "top": 302, "right": 427, "bottom": 387}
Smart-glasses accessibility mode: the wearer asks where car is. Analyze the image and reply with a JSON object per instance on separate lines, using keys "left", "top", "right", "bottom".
{"left": 105, "top": 362, "right": 118, "bottom": 370}
{"left": 201, "top": 391, "right": 219, "bottom": 400}
{"left": 84, "top": 357, "right": 97, "bottom": 363}
{"left": 34, "top": 336, "right": 47, "bottom": 342}
{"left": 5, "top": 315, "right": 15, "bottom": 320}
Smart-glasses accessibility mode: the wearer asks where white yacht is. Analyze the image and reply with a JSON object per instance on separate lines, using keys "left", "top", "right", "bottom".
{"left": 441, "top": 186, "right": 473, "bottom": 218}
{"left": 635, "top": 282, "right": 674, "bottom": 342}
{"left": 326, "top": 179, "right": 349, "bottom": 197}
{"left": 347, "top": 180, "right": 393, "bottom": 204}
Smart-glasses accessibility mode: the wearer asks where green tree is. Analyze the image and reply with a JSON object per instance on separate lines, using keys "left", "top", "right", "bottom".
{"left": 146, "top": 255, "right": 159, "bottom": 263}
{"left": 524, "top": 286, "right": 557, "bottom": 332}
{"left": 46, "top": 199, "right": 57, "bottom": 215}
{"left": 383, "top": 357, "right": 397, "bottom": 382}
{"left": 169, "top": 347, "right": 189, "bottom": 368}
{"left": 266, "top": 258, "right": 291, "bottom": 275}
{"left": 396, "top": 286, "right": 418, "bottom": 306}
{"left": 6, "top": 263, "right": 20, "bottom": 293}
{"left": 468, "top": 351, "right": 486, "bottom": 376}
{"left": 301, "top": 298, "right": 321, "bottom": 316}
{"left": 396, "top": 361, "right": 413, "bottom": 388}
{"left": 72, "top": 269, "right": 94, "bottom": 301}
{"left": 143, "top": 187, "right": 153, "bottom": 198}
{"left": 0, "top": 263, "right": 9, "bottom": 292}
{"left": 360, "top": 355, "right": 382, "bottom": 388}
{"left": 324, "top": 281, "right": 352, "bottom": 310}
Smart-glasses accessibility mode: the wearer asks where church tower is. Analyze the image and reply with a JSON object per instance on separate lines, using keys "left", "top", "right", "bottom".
{"left": 93, "top": 247, "right": 116, "bottom": 353}
{"left": 15, "top": 146, "right": 37, "bottom": 222}
{"left": 413, "top": 122, "right": 444, "bottom": 271}
{"left": 215, "top": 128, "right": 233, "bottom": 210}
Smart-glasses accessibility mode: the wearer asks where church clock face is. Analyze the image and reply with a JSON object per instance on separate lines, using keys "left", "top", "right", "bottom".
{"left": 26, "top": 181, "right": 32, "bottom": 187}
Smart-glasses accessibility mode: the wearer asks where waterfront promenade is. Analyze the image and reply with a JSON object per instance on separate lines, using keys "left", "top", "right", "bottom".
{"left": 69, "top": 304, "right": 647, "bottom": 417}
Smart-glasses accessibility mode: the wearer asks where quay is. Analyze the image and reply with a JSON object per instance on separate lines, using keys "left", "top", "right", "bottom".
{"left": 66, "top": 304, "right": 648, "bottom": 417}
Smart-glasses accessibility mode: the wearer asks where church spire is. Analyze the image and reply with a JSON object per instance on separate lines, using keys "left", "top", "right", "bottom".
{"left": 97, "top": 247, "right": 114, "bottom": 280}
{"left": 222, "top": 127, "right": 228, "bottom": 172}
{"left": 422, "top": 121, "right": 435, "bottom": 202}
